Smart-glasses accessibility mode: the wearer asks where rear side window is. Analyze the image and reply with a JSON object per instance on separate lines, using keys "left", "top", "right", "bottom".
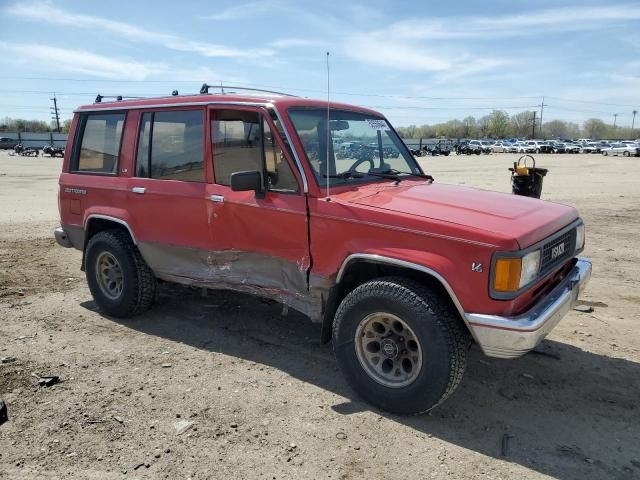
{"left": 135, "top": 110, "right": 204, "bottom": 182}
{"left": 74, "top": 112, "right": 125, "bottom": 174}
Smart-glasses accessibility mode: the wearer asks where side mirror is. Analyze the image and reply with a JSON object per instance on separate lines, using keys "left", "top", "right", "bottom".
{"left": 230, "top": 170, "right": 265, "bottom": 197}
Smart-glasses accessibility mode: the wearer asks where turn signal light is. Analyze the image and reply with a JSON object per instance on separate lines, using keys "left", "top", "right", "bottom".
{"left": 493, "top": 258, "right": 522, "bottom": 292}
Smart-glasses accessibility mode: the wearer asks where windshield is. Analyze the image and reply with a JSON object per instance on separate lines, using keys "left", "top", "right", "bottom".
{"left": 288, "top": 108, "right": 421, "bottom": 186}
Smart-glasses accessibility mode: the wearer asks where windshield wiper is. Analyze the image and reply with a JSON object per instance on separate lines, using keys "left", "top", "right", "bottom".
{"left": 382, "top": 169, "right": 434, "bottom": 182}
{"left": 323, "top": 172, "right": 364, "bottom": 179}
{"left": 323, "top": 169, "right": 430, "bottom": 184}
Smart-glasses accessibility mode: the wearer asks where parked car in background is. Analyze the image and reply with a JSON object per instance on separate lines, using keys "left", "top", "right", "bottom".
{"left": 468, "top": 140, "right": 492, "bottom": 154}
{"left": 516, "top": 142, "right": 536, "bottom": 153}
{"left": 506, "top": 142, "right": 520, "bottom": 153}
{"left": 552, "top": 142, "right": 567, "bottom": 153}
{"left": 526, "top": 141, "right": 553, "bottom": 153}
{"left": 565, "top": 143, "right": 581, "bottom": 153}
{"left": 0, "top": 137, "right": 19, "bottom": 150}
{"left": 581, "top": 143, "right": 600, "bottom": 154}
{"left": 601, "top": 142, "right": 640, "bottom": 157}
{"left": 491, "top": 141, "right": 509, "bottom": 153}
{"left": 455, "top": 140, "right": 481, "bottom": 155}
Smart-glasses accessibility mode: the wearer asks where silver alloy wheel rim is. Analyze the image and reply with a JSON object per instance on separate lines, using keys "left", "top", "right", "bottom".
{"left": 354, "top": 312, "right": 423, "bottom": 388}
{"left": 95, "top": 251, "right": 124, "bottom": 300}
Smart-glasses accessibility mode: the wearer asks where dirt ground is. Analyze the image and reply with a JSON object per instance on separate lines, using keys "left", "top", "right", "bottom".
{"left": 0, "top": 150, "right": 639, "bottom": 480}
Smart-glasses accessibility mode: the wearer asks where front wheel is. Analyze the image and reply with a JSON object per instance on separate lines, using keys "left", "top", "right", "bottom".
{"left": 623, "top": 151, "right": 631, "bottom": 157}
{"left": 332, "top": 277, "right": 468, "bottom": 414}
{"left": 85, "top": 230, "right": 156, "bottom": 317}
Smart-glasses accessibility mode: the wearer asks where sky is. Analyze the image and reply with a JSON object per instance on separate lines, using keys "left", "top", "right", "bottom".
{"left": 0, "top": 0, "right": 639, "bottom": 127}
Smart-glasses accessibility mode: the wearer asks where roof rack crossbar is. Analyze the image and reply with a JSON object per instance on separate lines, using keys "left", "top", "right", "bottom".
{"left": 94, "top": 94, "right": 145, "bottom": 104}
{"left": 199, "top": 83, "right": 297, "bottom": 97}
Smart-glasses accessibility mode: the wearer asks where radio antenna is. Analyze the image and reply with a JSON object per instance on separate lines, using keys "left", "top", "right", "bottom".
{"left": 325, "top": 51, "right": 331, "bottom": 202}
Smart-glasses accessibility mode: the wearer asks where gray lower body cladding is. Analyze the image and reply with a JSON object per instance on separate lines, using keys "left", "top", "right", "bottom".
{"left": 138, "top": 242, "right": 330, "bottom": 321}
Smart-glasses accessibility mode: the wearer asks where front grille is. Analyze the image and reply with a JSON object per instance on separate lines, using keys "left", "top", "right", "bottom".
{"left": 540, "top": 228, "right": 575, "bottom": 274}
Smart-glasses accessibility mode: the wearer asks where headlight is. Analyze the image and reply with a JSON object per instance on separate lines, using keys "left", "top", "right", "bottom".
{"left": 520, "top": 250, "right": 541, "bottom": 287}
{"left": 493, "top": 250, "right": 541, "bottom": 293}
{"left": 575, "top": 223, "right": 585, "bottom": 251}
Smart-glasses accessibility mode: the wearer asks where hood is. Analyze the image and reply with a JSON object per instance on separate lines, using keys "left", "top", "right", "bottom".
{"left": 339, "top": 181, "right": 578, "bottom": 248}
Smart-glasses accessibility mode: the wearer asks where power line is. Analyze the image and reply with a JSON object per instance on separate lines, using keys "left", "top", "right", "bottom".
{"left": 1, "top": 75, "right": 638, "bottom": 107}
{"left": 544, "top": 105, "right": 615, "bottom": 115}
{"left": 545, "top": 95, "right": 639, "bottom": 108}
{"left": 0, "top": 78, "right": 544, "bottom": 101}
{"left": 365, "top": 104, "right": 540, "bottom": 111}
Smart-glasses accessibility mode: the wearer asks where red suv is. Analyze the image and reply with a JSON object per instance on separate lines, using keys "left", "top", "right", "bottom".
{"left": 55, "top": 86, "right": 591, "bottom": 414}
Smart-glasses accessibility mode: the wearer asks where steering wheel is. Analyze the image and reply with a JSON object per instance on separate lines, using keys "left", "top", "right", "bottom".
{"left": 348, "top": 157, "right": 375, "bottom": 173}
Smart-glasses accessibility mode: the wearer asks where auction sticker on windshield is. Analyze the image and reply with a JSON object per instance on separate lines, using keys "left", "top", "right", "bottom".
{"left": 365, "top": 119, "right": 389, "bottom": 130}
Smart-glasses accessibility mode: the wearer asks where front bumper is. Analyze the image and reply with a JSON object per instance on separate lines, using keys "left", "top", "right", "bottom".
{"left": 465, "top": 258, "right": 592, "bottom": 359}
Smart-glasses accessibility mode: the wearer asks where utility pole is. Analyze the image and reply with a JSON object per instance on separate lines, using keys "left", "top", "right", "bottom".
{"left": 531, "top": 111, "right": 537, "bottom": 138}
{"left": 539, "top": 96, "right": 544, "bottom": 139}
{"left": 50, "top": 93, "right": 61, "bottom": 133}
{"left": 633, "top": 110, "right": 637, "bottom": 132}
{"left": 613, "top": 113, "right": 618, "bottom": 139}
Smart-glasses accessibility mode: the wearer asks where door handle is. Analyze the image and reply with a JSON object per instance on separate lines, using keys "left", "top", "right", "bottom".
{"left": 131, "top": 187, "right": 146, "bottom": 194}
{"left": 209, "top": 194, "right": 224, "bottom": 203}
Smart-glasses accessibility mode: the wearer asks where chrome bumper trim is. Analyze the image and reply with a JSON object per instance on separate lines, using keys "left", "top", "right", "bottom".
{"left": 465, "top": 258, "right": 592, "bottom": 359}
{"left": 54, "top": 227, "right": 73, "bottom": 248}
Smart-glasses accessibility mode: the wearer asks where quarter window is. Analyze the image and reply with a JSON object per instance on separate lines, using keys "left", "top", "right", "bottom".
{"left": 74, "top": 112, "right": 125, "bottom": 174}
{"left": 135, "top": 110, "right": 204, "bottom": 182}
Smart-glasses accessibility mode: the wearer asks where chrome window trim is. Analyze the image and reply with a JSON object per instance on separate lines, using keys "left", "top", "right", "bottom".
{"left": 269, "top": 104, "right": 309, "bottom": 193}
{"left": 84, "top": 214, "right": 137, "bottom": 245}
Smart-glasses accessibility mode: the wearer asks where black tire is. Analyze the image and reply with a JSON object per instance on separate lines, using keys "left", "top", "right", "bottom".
{"left": 333, "top": 277, "right": 468, "bottom": 415}
{"left": 623, "top": 151, "right": 630, "bottom": 157}
{"left": 85, "top": 230, "right": 156, "bottom": 317}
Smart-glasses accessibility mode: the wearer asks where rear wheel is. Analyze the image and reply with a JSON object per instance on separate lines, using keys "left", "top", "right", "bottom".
{"left": 333, "top": 277, "right": 468, "bottom": 414}
{"left": 85, "top": 230, "right": 156, "bottom": 317}
{"left": 623, "top": 151, "right": 631, "bottom": 157}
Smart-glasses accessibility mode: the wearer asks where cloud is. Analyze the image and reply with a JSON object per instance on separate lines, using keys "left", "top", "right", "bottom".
{"left": 0, "top": 42, "right": 164, "bottom": 80}
{"left": 344, "top": 34, "right": 452, "bottom": 71}
{"left": 268, "top": 38, "right": 325, "bottom": 48}
{"left": 200, "top": 1, "right": 277, "bottom": 21}
{"left": 388, "top": 4, "right": 640, "bottom": 40}
{"left": 342, "top": 32, "right": 509, "bottom": 78}
{"left": 4, "top": 1, "right": 275, "bottom": 58}
{"left": 0, "top": 42, "right": 241, "bottom": 83}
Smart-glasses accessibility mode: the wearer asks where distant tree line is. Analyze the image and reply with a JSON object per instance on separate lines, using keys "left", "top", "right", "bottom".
{"left": 0, "top": 117, "right": 72, "bottom": 133}
{"left": 395, "top": 110, "right": 638, "bottom": 140}
{"left": 1, "top": 112, "right": 637, "bottom": 140}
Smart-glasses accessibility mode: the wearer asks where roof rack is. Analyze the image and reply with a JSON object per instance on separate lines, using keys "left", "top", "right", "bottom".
{"left": 199, "top": 83, "right": 297, "bottom": 97}
{"left": 94, "top": 94, "right": 145, "bottom": 103}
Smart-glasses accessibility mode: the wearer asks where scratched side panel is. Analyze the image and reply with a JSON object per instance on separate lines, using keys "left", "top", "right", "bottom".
{"left": 139, "top": 243, "right": 324, "bottom": 319}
